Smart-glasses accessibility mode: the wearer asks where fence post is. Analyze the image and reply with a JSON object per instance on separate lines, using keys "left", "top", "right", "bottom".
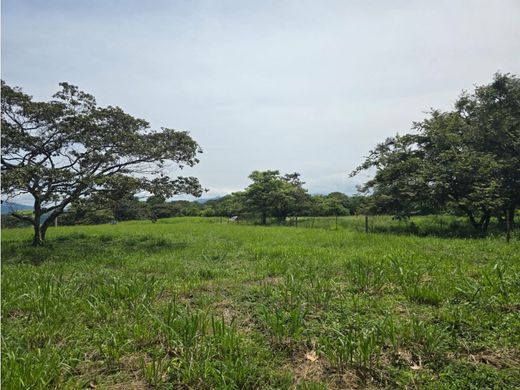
{"left": 365, "top": 215, "right": 369, "bottom": 233}
{"left": 335, "top": 214, "right": 338, "bottom": 230}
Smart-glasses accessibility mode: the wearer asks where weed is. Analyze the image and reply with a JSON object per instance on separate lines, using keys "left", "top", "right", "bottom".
{"left": 2, "top": 217, "right": 519, "bottom": 388}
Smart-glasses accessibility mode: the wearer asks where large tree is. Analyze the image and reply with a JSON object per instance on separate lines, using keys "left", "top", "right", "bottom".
{"left": 1, "top": 81, "right": 204, "bottom": 245}
{"left": 351, "top": 73, "right": 519, "bottom": 230}
{"left": 244, "top": 170, "right": 310, "bottom": 224}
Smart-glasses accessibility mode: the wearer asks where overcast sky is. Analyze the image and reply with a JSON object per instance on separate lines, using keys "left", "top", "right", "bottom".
{"left": 3, "top": 0, "right": 520, "bottom": 202}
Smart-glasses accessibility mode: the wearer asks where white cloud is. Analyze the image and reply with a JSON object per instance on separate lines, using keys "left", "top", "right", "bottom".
{"left": 3, "top": 0, "right": 520, "bottom": 204}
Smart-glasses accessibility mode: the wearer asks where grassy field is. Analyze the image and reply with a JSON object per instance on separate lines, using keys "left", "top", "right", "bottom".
{"left": 2, "top": 217, "right": 520, "bottom": 389}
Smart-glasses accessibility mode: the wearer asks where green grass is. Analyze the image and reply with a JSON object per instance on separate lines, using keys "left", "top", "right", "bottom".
{"left": 2, "top": 217, "right": 520, "bottom": 389}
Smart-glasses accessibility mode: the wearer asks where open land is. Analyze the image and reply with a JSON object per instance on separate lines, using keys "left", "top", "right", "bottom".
{"left": 2, "top": 217, "right": 520, "bottom": 389}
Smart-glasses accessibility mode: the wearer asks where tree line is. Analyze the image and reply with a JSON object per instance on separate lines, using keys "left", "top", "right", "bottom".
{"left": 2, "top": 182, "right": 370, "bottom": 227}
{"left": 2, "top": 72, "right": 518, "bottom": 244}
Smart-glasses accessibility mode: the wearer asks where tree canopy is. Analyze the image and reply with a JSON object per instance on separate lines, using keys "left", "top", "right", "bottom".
{"left": 1, "top": 81, "right": 204, "bottom": 245}
{"left": 351, "top": 72, "right": 520, "bottom": 230}
{"left": 244, "top": 170, "right": 311, "bottom": 224}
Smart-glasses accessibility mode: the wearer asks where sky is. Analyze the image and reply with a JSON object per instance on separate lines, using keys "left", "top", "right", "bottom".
{"left": 2, "top": 0, "right": 520, "bottom": 203}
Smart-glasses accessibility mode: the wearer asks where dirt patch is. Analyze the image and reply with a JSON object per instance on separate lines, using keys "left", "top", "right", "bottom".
{"left": 119, "top": 353, "right": 150, "bottom": 372}
{"left": 286, "top": 347, "right": 360, "bottom": 389}
{"left": 77, "top": 353, "right": 151, "bottom": 389}
{"left": 7, "top": 308, "right": 26, "bottom": 319}
{"left": 212, "top": 299, "right": 257, "bottom": 333}
{"left": 212, "top": 299, "right": 238, "bottom": 324}
{"left": 288, "top": 348, "right": 327, "bottom": 385}
{"left": 468, "top": 349, "right": 520, "bottom": 369}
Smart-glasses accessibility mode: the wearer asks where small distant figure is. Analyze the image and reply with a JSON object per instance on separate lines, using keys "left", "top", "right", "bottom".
{"left": 228, "top": 215, "right": 239, "bottom": 223}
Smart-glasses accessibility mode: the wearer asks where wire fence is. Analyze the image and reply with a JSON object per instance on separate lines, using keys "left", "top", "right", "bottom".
{"left": 207, "top": 214, "right": 517, "bottom": 240}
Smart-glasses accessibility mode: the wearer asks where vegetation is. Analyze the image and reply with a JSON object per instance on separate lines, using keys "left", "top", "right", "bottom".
{"left": 2, "top": 189, "right": 372, "bottom": 228}
{"left": 351, "top": 73, "right": 520, "bottom": 232}
{"left": 1, "top": 81, "right": 203, "bottom": 245}
{"left": 2, "top": 72, "right": 519, "bottom": 389}
{"left": 2, "top": 218, "right": 519, "bottom": 388}
{"left": 243, "top": 171, "right": 311, "bottom": 224}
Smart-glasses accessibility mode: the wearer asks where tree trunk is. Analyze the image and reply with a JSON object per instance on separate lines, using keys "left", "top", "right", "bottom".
{"left": 506, "top": 208, "right": 511, "bottom": 243}
{"left": 507, "top": 205, "right": 515, "bottom": 227}
{"left": 467, "top": 212, "right": 479, "bottom": 230}
{"left": 32, "top": 224, "right": 44, "bottom": 246}
{"left": 41, "top": 225, "right": 49, "bottom": 241}
{"left": 261, "top": 210, "right": 267, "bottom": 225}
{"left": 32, "top": 199, "right": 43, "bottom": 246}
{"left": 465, "top": 208, "right": 490, "bottom": 232}
{"left": 32, "top": 200, "right": 65, "bottom": 246}
{"left": 483, "top": 214, "right": 490, "bottom": 231}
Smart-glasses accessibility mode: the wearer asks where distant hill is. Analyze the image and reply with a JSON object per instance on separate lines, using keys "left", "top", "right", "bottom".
{"left": 1, "top": 202, "right": 32, "bottom": 214}
{"left": 194, "top": 197, "right": 221, "bottom": 204}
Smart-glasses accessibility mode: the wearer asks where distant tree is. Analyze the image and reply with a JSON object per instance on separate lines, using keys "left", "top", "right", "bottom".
{"left": 169, "top": 200, "right": 202, "bottom": 216}
{"left": 59, "top": 198, "right": 116, "bottom": 225}
{"left": 310, "top": 193, "right": 357, "bottom": 216}
{"left": 112, "top": 195, "right": 145, "bottom": 221}
{"left": 351, "top": 73, "right": 520, "bottom": 230}
{"left": 325, "top": 196, "right": 349, "bottom": 217}
{"left": 326, "top": 192, "right": 351, "bottom": 215}
{"left": 1, "top": 81, "right": 203, "bottom": 245}
{"left": 272, "top": 173, "right": 312, "bottom": 222}
{"left": 146, "top": 195, "right": 173, "bottom": 219}
{"left": 348, "top": 194, "right": 373, "bottom": 215}
{"left": 206, "top": 193, "right": 246, "bottom": 217}
{"left": 244, "top": 170, "right": 310, "bottom": 224}
{"left": 310, "top": 195, "right": 328, "bottom": 216}
{"left": 200, "top": 206, "right": 216, "bottom": 217}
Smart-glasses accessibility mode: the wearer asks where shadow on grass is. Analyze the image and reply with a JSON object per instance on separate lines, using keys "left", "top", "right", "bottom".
{"left": 1, "top": 234, "right": 189, "bottom": 265}
{"left": 367, "top": 223, "right": 516, "bottom": 240}
{"left": 235, "top": 216, "right": 515, "bottom": 240}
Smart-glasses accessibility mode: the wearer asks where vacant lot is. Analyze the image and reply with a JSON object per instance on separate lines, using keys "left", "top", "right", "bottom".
{"left": 2, "top": 218, "right": 519, "bottom": 389}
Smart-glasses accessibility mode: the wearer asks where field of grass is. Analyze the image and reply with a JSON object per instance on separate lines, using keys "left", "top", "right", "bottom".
{"left": 2, "top": 217, "right": 520, "bottom": 389}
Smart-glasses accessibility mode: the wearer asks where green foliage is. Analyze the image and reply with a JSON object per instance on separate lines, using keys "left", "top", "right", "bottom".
{"left": 1, "top": 213, "right": 32, "bottom": 228}
{"left": 205, "top": 193, "right": 246, "bottom": 217}
{"left": 352, "top": 73, "right": 520, "bottom": 231}
{"left": 243, "top": 170, "right": 311, "bottom": 224}
{"left": 1, "top": 81, "right": 203, "bottom": 245}
{"left": 2, "top": 218, "right": 519, "bottom": 388}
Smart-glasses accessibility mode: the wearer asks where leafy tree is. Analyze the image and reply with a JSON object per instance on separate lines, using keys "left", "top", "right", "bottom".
{"left": 112, "top": 195, "right": 146, "bottom": 221}
{"left": 146, "top": 195, "right": 172, "bottom": 219}
{"left": 205, "top": 193, "right": 247, "bottom": 218}
{"left": 326, "top": 192, "right": 351, "bottom": 215}
{"left": 351, "top": 73, "right": 520, "bottom": 230}
{"left": 311, "top": 194, "right": 348, "bottom": 216}
{"left": 351, "top": 134, "right": 441, "bottom": 219}
{"left": 1, "top": 81, "right": 203, "bottom": 245}
{"left": 348, "top": 194, "right": 373, "bottom": 215}
{"left": 244, "top": 170, "right": 310, "bottom": 224}
{"left": 169, "top": 200, "right": 202, "bottom": 216}
{"left": 244, "top": 171, "right": 281, "bottom": 224}
{"left": 324, "top": 196, "right": 349, "bottom": 217}
{"left": 271, "top": 173, "right": 312, "bottom": 222}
